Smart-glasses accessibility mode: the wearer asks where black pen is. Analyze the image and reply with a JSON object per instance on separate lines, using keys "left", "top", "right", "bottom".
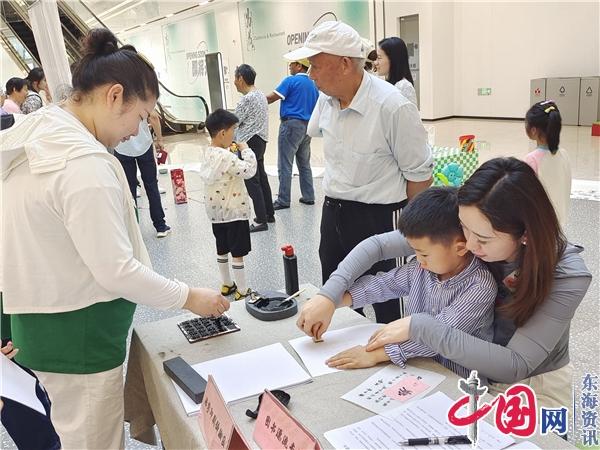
{"left": 399, "top": 435, "right": 471, "bottom": 446}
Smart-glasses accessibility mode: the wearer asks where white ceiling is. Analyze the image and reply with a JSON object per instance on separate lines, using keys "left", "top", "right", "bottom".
{"left": 67, "top": 0, "right": 206, "bottom": 33}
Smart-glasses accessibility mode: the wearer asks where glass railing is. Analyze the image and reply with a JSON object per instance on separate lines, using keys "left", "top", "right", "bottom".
{"left": 158, "top": 83, "right": 209, "bottom": 126}
{"left": 55, "top": 1, "right": 209, "bottom": 127}
{"left": 0, "top": 17, "right": 36, "bottom": 69}
{"left": 75, "top": 0, "right": 196, "bottom": 35}
{"left": 65, "top": 1, "right": 103, "bottom": 29}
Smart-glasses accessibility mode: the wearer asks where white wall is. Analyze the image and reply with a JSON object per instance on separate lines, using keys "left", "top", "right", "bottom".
{"left": 1, "top": 47, "right": 26, "bottom": 87}
{"left": 382, "top": 1, "right": 435, "bottom": 118}
{"left": 214, "top": 4, "right": 244, "bottom": 108}
{"left": 453, "top": 2, "right": 599, "bottom": 118}
{"left": 121, "top": 1, "right": 599, "bottom": 119}
{"left": 381, "top": 1, "right": 600, "bottom": 119}
{"left": 431, "top": 2, "right": 454, "bottom": 119}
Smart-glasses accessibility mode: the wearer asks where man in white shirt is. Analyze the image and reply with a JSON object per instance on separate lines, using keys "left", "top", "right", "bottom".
{"left": 285, "top": 21, "right": 433, "bottom": 323}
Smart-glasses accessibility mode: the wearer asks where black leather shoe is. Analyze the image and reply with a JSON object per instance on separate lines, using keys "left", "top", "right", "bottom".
{"left": 255, "top": 216, "right": 276, "bottom": 223}
{"left": 273, "top": 200, "right": 290, "bottom": 210}
{"left": 299, "top": 198, "right": 315, "bottom": 205}
{"left": 250, "top": 223, "right": 268, "bottom": 233}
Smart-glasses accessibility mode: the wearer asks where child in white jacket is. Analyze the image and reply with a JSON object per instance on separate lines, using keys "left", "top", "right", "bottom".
{"left": 199, "top": 109, "right": 257, "bottom": 300}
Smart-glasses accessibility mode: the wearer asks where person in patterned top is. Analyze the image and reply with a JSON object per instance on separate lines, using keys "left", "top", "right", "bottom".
{"left": 21, "top": 67, "right": 50, "bottom": 114}
{"left": 234, "top": 64, "right": 273, "bottom": 232}
{"left": 199, "top": 109, "right": 257, "bottom": 301}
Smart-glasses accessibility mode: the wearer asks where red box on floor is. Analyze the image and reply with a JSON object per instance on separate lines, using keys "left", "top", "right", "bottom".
{"left": 592, "top": 122, "right": 600, "bottom": 137}
{"left": 170, "top": 168, "right": 188, "bottom": 204}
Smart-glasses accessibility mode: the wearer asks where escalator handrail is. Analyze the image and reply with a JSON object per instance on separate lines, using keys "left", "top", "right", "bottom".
{"left": 57, "top": 1, "right": 90, "bottom": 39}
{"left": 0, "top": 31, "right": 31, "bottom": 72}
{"left": 2, "top": 0, "right": 41, "bottom": 66}
{"left": 159, "top": 83, "right": 209, "bottom": 114}
{"left": 75, "top": 0, "right": 209, "bottom": 126}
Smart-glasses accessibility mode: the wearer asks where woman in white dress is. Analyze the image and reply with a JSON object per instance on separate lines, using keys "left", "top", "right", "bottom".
{"left": 375, "top": 37, "right": 418, "bottom": 106}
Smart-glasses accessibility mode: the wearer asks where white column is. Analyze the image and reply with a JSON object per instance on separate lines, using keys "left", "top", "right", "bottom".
{"left": 28, "top": 0, "right": 72, "bottom": 101}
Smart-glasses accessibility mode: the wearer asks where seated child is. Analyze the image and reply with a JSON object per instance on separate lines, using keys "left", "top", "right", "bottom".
{"left": 326, "top": 187, "right": 497, "bottom": 378}
{"left": 523, "top": 100, "right": 571, "bottom": 228}
{"left": 199, "top": 108, "right": 257, "bottom": 300}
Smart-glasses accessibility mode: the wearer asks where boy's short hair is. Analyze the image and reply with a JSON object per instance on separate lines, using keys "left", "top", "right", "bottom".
{"left": 398, "top": 186, "right": 464, "bottom": 245}
{"left": 205, "top": 108, "right": 239, "bottom": 138}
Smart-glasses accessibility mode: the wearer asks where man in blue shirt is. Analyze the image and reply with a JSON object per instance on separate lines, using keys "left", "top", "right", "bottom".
{"left": 267, "top": 59, "right": 319, "bottom": 210}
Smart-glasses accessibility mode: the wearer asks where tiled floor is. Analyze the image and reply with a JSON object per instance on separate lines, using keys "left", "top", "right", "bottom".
{"left": 164, "top": 112, "right": 600, "bottom": 182}
{"left": 2, "top": 117, "right": 598, "bottom": 449}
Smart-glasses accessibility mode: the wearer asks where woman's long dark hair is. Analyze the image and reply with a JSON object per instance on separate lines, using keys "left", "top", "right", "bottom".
{"left": 25, "top": 67, "right": 45, "bottom": 92}
{"left": 458, "top": 157, "right": 566, "bottom": 326}
{"left": 378, "top": 37, "right": 414, "bottom": 86}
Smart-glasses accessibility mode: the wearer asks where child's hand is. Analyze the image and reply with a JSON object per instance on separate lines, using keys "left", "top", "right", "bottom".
{"left": 326, "top": 345, "right": 388, "bottom": 370}
{"left": 296, "top": 294, "right": 336, "bottom": 340}
{"left": 237, "top": 141, "right": 249, "bottom": 150}
{"left": 1, "top": 341, "right": 19, "bottom": 359}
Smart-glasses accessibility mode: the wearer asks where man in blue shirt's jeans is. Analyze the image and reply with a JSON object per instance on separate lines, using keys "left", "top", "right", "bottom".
{"left": 267, "top": 59, "right": 319, "bottom": 210}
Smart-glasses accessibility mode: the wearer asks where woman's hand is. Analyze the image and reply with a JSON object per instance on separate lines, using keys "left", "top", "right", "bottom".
{"left": 184, "top": 288, "right": 230, "bottom": 318}
{"left": 366, "top": 316, "right": 412, "bottom": 351}
{"left": 1, "top": 341, "right": 19, "bottom": 359}
{"left": 155, "top": 139, "right": 166, "bottom": 153}
{"left": 326, "top": 345, "right": 389, "bottom": 370}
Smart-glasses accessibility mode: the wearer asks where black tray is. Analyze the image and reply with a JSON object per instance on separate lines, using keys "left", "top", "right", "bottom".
{"left": 245, "top": 290, "right": 298, "bottom": 321}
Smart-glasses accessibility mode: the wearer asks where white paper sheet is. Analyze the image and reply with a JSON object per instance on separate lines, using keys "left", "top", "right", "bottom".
{"left": 171, "top": 343, "right": 312, "bottom": 416}
{"left": 0, "top": 354, "right": 46, "bottom": 416}
{"left": 288, "top": 324, "right": 381, "bottom": 377}
{"left": 325, "top": 391, "right": 515, "bottom": 450}
{"left": 342, "top": 364, "right": 446, "bottom": 414}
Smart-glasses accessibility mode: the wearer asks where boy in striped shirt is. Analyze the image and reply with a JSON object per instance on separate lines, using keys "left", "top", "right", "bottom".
{"left": 326, "top": 187, "right": 497, "bottom": 378}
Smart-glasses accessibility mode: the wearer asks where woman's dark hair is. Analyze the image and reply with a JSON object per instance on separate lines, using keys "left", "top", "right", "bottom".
{"left": 458, "top": 157, "right": 566, "bottom": 327}
{"left": 525, "top": 100, "right": 562, "bottom": 153}
{"left": 71, "top": 28, "right": 159, "bottom": 103}
{"left": 25, "top": 67, "right": 45, "bottom": 92}
{"left": 398, "top": 187, "right": 463, "bottom": 245}
{"left": 364, "top": 49, "right": 377, "bottom": 72}
{"left": 235, "top": 64, "right": 256, "bottom": 86}
{"left": 378, "top": 37, "right": 413, "bottom": 86}
{"left": 6, "top": 77, "right": 27, "bottom": 95}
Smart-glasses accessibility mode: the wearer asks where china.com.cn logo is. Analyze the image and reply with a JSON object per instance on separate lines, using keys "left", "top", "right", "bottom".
{"left": 447, "top": 371, "right": 568, "bottom": 446}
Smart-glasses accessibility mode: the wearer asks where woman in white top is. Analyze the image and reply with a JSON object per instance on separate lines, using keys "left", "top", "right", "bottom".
{"left": 524, "top": 100, "right": 571, "bottom": 228}
{"left": 375, "top": 37, "right": 418, "bottom": 106}
{"left": 0, "top": 28, "right": 229, "bottom": 449}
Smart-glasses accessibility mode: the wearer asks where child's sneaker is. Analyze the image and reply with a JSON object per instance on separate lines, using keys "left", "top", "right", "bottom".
{"left": 234, "top": 288, "right": 252, "bottom": 301}
{"left": 221, "top": 282, "right": 237, "bottom": 296}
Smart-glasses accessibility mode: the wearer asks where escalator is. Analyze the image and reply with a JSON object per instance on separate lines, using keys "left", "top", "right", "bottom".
{"left": 0, "top": 0, "right": 40, "bottom": 65}
{"left": 0, "top": 0, "right": 209, "bottom": 131}
{"left": 156, "top": 85, "right": 209, "bottom": 133}
{"left": 0, "top": 0, "right": 82, "bottom": 65}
